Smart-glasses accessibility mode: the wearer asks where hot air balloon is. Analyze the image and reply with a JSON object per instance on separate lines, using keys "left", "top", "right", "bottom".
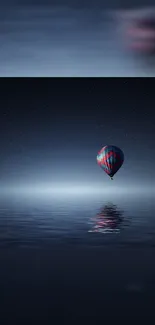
{"left": 97, "top": 145, "right": 124, "bottom": 180}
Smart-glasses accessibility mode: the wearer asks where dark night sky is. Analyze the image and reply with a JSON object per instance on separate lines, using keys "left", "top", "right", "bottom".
{"left": 1, "top": 0, "right": 155, "bottom": 76}
{"left": 0, "top": 78, "right": 154, "bottom": 196}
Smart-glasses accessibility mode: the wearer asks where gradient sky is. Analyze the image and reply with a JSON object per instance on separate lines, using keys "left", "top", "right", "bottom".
{"left": 1, "top": 0, "right": 155, "bottom": 76}
{"left": 0, "top": 78, "right": 154, "bottom": 195}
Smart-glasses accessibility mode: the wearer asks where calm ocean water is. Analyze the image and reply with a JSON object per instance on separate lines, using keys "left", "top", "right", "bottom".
{"left": 0, "top": 193, "right": 155, "bottom": 322}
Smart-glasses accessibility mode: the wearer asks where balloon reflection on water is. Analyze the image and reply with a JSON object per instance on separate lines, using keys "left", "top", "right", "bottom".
{"left": 89, "top": 203, "right": 124, "bottom": 234}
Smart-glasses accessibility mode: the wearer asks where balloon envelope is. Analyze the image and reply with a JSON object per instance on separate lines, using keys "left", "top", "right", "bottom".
{"left": 97, "top": 145, "right": 124, "bottom": 178}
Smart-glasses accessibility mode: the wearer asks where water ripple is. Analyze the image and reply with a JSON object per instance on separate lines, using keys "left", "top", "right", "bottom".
{"left": 0, "top": 196, "right": 155, "bottom": 248}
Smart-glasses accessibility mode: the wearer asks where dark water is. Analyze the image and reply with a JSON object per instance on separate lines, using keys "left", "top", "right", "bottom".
{"left": 0, "top": 193, "right": 155, "bottom": 323}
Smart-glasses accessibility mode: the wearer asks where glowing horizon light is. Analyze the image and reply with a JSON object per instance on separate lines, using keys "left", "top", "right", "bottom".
{"left": 0, "top": 183, "right": 154, "bottom": 197}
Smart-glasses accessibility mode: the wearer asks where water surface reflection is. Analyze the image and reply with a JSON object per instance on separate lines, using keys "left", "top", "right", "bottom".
{"left": 0, "top": 194, "right": 155, "bottom": 322}
{"left": 89, "top": 203, "right": 124, "bottom": 234}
